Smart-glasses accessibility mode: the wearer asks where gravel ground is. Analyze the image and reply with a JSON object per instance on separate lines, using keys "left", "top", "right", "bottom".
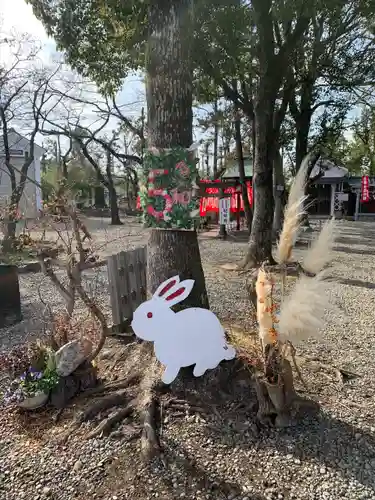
{"left": 1, "top": 218, "right": 375, "bottom": 500}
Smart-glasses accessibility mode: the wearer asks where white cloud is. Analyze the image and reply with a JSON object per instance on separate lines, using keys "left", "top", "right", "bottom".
{"left": 0, "top": 0, "right": 146, "bottom": 149}
{"left": 1, "top": 0, "right": 48, "bottom": 40}
{"left": 1, "top": 0, "right": 58, "bottom": 68}
{"left": 1, "top": 0, "right": 144, "bottom": 103}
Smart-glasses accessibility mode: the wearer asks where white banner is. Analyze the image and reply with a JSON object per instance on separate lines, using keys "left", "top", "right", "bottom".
{"left": 219, "top": 198, "right": 230, "bottom": 226}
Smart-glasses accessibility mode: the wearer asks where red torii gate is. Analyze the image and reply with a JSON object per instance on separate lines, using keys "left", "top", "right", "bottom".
{"left": 199, "top": 179, "right": 253, "bottom": 217}
{"left": 136, "top": 178, "right": 253, "bottom": 230}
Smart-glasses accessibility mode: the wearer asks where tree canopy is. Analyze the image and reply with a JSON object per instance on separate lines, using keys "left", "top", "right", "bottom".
{"left": 24, "top": 0, "right": 375, "bottom": 262}
{"left": 25, "top": 0, "right": 265, "bottom": 96}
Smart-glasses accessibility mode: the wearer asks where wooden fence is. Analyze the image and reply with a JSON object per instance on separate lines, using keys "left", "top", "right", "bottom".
{"left": 107, "top": 246, "right": 147, "bottom": 329}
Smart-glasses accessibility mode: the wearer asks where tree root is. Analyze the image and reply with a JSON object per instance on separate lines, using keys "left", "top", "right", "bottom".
{"left": 85, "top": 399, "right": 135, "bottom": 439}
{"left": 77, "top": 373, "right": 141, "bottom": 399}
{"left": 76, "top": 390, "right": 128, "bottom": 424}
{"left": 110, "top": 425, "right": 142, "bottom": 440}
{"left": 141, "top": 393, "right": 161, "bottom": 461}
{"left": 166, "top": 399, "right": 205, "bottom": 415}
{"left": 58, "top": 389, "right": 133, "bottom": 443}
{"left": 108, "top": 345, "right": 136, "bottom": 371}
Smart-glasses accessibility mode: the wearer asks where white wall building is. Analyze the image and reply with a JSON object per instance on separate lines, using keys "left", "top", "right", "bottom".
{"left": 0, "top": 129, "right": 44, "bottom": 219}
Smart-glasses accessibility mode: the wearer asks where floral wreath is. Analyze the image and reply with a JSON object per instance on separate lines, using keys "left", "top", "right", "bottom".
{"left": 147, "top": 188, "right": 173, "bottom": 221}
{"left": 146, "top": 169, "right": 174, "bottom": 221}
{"left": 175, "top": 160, "right": 190, "bottom": 178}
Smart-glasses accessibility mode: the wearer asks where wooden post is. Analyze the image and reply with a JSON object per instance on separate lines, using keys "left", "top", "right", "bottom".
{"left": 107, "top": 247, "right": 147, "bottom": 330}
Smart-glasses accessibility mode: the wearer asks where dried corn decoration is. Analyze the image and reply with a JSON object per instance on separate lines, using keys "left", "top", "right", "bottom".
{"left": 255, "top": 268, "right": 279, "bottom": 350}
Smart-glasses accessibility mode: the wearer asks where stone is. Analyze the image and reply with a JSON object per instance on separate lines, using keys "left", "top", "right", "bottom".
{"left": 55, "top": 339, "right": 92, "bottom": 376}
{"left": 73, "top": 460, "right": 82, "bottom": 472}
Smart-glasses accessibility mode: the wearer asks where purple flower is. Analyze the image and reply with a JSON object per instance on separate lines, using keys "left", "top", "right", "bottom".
{"left": 29, "top": 370, "right": 43, "bottom": 380}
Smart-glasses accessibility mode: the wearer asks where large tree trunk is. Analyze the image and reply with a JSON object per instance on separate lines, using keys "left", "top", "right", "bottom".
{"left": 300, "top": 151, "right": 323, "bottom": 229}
{"left": 272, "top": 148, "right": 285, "bottom": 238}
{"left": 2, "top": 222, "right": 17, "bottom": 252}
{"left": 295, "top": 101, "right": 314, "bottom": 229}
{"left": 240, "top": 0, "right": 283, "bottom": 268}
{"left": 94, "top": 186, "right": 106, "bottom": 208}
{"left": 234, "top": 108, "right": 252, "bottom": 231}
{"left": 145, "top": 0, "right": 208, "bottom": 308}
{"left": 213, "top": 100, "right": 219, "bottom": 178}
{"left": 293, "top": 77, "right": 314, "bottom": 172}
{"left": 146, "top": 0, "right": 193, "bottom": 149}
{"left": 2, "top": 185, "right": 24, "bottom": 252}
{"left": 106, "top": 150, "right": 122, "bottom": 225}
{"left": 295, "top": 111, "right": 312, "bottom": 171}
{"left": 109, "top": 185, "right": 122, "bottom": 225}
{"left": 147, "top": 229, "right": 209, "bottom": 310}
{"left": 242, "top": 83, "right": 277, "bottom": 267}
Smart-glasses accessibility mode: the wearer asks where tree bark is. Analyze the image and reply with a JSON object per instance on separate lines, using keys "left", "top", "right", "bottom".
{"left": 300, "top": 151, "right": 323, "bottom": 228}
{"left": 146, "top": 0, "right": 193, "bottom": 149}
{"left": 213, "top": 100, "right": 219, "bottom": 178}
{"left": 244, "top": 93, "right": 276, "bottom": 267}
{"left": 108, "top": 185, "right": 122, "bottom": 225}
{"left": 2, "top": 181, "right": 31, "bottom": 252}
{"left": 2, "top": 223, "right": 17, "bottom": 251}
{"left": 272, "top": 148, "right": 285, "bottom": 237}
{"left": 145, "top": 0, "right": 208, "bottom": 308}
{"left": 254, "top": 357, "right": 298, "bottom": 427}
{"left": 106, "top": 149, "right": 122, "bottom": 225}
{"left": 295, "top": 111, "right": 313, "bottom": 171}
{"left": 240, "top": 0, "right": 282, "bottom": 268}
{"left": 94, "top": 186, "right": 106, "bottom": 208}
{"left": 147, "top": 229, "right": 209, "bottom": 310}
{"left": 271, "top": 78, "right": 293, "bottom": 239}
{"left": 234, "top": 108, "right": 252, "bottom": 231}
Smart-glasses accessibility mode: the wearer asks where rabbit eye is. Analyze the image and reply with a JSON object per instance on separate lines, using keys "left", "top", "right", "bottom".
{"left": 147, "top": 312, "right": 153, "bottom": 319}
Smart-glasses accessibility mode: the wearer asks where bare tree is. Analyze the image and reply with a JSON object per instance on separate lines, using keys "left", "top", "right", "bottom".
{"left": 33, "top": 81, "right": 144, "bottom": 224}
{"left": 40, "top": 118, "right": 142, "bottom": 225}
{"left": 0, "top": 33, "right": 62, "bottom": 250}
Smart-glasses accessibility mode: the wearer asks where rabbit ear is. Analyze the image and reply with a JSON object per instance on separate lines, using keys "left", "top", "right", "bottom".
{"left": 153, "top": 275, "right": 180, "bottom": 299}
{"left": 163, "top": 279, "right": 195, "bottom": 307}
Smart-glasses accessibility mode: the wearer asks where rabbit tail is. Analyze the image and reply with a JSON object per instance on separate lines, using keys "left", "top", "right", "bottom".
{"left": 223, "top": 345, "right": 236, "bottom": 360}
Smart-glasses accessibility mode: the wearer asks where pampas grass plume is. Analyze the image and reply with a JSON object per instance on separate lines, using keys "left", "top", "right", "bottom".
{"left": 276, "top": 156, "right": 310, "bottom": 264}
{"left": 303, "top": 218, "right": 336, "bottom": 274}
{"left": 278, "top": 272, "right": 329, "bottom": 344}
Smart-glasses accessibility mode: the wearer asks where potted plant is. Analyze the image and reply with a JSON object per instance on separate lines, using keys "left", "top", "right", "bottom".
{"left": 1, "top": 343, "right": 59, "bottom": 410}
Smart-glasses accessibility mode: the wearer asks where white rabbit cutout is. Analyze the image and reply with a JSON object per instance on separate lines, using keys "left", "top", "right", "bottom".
{"left": 131, "top": 275, "right": 236, "bottom": 384}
